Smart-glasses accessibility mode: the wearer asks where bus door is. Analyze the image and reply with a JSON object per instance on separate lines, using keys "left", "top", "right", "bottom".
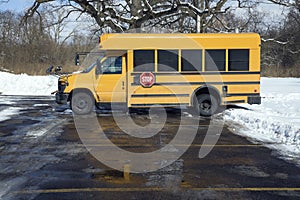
{"left": 95, "top": 54, "right": 127, "bottom": 103}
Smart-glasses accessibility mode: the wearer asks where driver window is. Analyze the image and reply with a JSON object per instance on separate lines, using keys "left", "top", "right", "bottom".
{"left": 101, "top": 56, "right": 122, "bottom": 74}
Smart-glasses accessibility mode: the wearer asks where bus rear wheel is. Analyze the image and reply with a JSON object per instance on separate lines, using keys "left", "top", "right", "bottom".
{"left": 71, "top": 91, "right": 94, "bottom": 115}
{"left": 196, "top": 94, "right": 219, "bottom": 117}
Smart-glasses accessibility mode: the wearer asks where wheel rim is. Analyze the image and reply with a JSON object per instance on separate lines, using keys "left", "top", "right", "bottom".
{"left": 200, "top": 100, "right": 211, "bottom": 112}
{"left": 76, "top": 99, "right": 88, "bottom": 110}
{"left": 73, "top": 95, "right": 91, "bottom": 112}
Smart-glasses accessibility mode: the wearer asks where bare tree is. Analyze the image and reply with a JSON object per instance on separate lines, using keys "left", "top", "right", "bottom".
{"left": 0, "top": 9, "right": 94, "bottom": 74}
{"left": 259, "top": 5, "right": 300, "bottom": 77}
{"left": 24, "top": 0, "right": 234, "bottom": 33}
{"left": 266, "top": 0, "right": 299, "bottom": 11}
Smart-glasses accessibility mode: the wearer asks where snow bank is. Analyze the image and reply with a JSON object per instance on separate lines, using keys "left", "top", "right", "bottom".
{"left": 0, "top": 72, "right": 57, "bottom": 96}
{"left": 224, "top": 77, "right": 300, "bottom": 161}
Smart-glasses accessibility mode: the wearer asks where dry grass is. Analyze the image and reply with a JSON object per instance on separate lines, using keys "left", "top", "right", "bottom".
{"left": 262, "top": 65, "right": 300, "bottom": 78}
{"left": 1, "top": 62, "right": 81, "bottom": 75}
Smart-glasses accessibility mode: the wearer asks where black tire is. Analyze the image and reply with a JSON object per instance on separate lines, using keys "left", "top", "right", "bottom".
{"left": 195, "top": 94, "right": 219, "bottom": 117}
{"left": 71, "top": 91, "right": 94, "bottom": 115}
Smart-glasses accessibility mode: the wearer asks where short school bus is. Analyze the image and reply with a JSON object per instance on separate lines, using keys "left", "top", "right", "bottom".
{"left": 56, "top": 33, "right": 261, "bottom": 116}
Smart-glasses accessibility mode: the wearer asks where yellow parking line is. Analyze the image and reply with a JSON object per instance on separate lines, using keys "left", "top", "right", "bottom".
{"left": 15, "top": 187, "right": 163, "bottom": 194}
{"left": 198, "top": 144, "right": 263, "bottom": 147}
{"left": 100, "top": 124, "right": 210, "bottom": 127}
{"left": 15, "top": 187, "right": 300, "bottom": 194}
{"left": 44, "top": 144, "right": 264, "bottom": 150}
{"left": 190, "top": 187, "right": 300, "bottom": 191}
{"left": 163, "top": 125, "right": 210, "bottom": 127}
{"left": 83, "top": 144, "right": 263, "bottom": 148}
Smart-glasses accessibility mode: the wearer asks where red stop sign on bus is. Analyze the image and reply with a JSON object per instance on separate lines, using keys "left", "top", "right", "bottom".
{"left": 140, "top": 72, "right": 155, "bottom": 88}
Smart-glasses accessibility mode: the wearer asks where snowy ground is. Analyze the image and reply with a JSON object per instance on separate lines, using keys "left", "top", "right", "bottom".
{"left": 224, "top": 77, "right": 300, "bottom": 164}
{"left": 0, "top": 72, "right": 57, "bottom": 96}
{"left": 0, "top": 72, "right": 58, "bottom": 124}
{"left": 0, "top": 72, "right": 299, "bottom": 164}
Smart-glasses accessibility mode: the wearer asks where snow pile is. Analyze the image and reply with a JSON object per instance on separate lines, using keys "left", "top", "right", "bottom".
{"left": 224, "top": 77, "right": 300, "bottom": 161}
{"left": 0, "top": 72, "right": 57, "bottom": 96}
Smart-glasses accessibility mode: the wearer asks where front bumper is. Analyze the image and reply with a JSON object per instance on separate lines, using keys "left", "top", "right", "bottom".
{"left": 55, "top": 92, "right": 69, "bottom": 104}
{"left": 248, "top": 95, "right": 261, "bottom": 104}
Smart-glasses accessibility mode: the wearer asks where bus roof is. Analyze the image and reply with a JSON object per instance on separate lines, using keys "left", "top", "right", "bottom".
{"left": 99, "top": 33, "right": 261, "bottom": 50}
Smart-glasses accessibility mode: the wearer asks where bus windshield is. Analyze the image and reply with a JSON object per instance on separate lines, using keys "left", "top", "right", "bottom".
{"left": 81, "top": 51, "right": 106, "bottom": 73}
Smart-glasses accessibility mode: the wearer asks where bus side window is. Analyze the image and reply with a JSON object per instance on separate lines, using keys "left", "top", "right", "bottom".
{"left": 181, "top": 50, "right": 202, "bottom": 71}
{"left": 158, "top": 50, "right": 178, "bottom": 71}
{"left": 115, "top": 56, "right": 122, "bottom": 68}
{"left": 102, "top": 56, "right": 122, "bottom": 74}
{"left": 205, "top": 50, "right": 226, "bottom": 71}
{"left": 134, "top": 50, "right": 155, "bottom": 72}
{"left": 229, "top": 49, "right": 249, "bottom": 71}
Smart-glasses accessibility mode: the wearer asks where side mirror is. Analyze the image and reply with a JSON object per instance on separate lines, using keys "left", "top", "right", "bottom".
{"left": 46, "top": 65, "right": 54, "bottom": 74}
{"left": 75, "top": 54, "right": 80, "bottom": 66}
{"left": 96, "top": 59, "right": 102, "bottom": 74}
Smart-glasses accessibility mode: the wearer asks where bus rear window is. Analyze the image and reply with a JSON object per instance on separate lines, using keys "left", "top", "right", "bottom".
{"left": 134, "top": 50, "right": 155, "bottom": 72}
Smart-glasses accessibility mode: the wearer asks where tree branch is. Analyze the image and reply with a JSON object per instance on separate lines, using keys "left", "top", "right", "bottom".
{"left": 261, "top": 38, "right": 289, "bottom": 45}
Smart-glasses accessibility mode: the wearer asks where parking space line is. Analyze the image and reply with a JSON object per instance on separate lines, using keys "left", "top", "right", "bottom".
{"left": 83, "top": 144, "right": 264, "bottom": 147}
{"left": 36, "top": 144, "right": 264, "bottom": 149}
{"left": 99, "top": 124, "right": 210, "bottom": 127}
{"left": 15, "top": 187, "right": 163, "bottom": 194}
{"left": 15, "top": 187, "right": 300, "bottom": 194}
{"left": 189, "top": 187, "right": 300, "bottom": 191}
{"left": 163, "top": 125, "right": 210, "bottom": 127}
{"left": 197, "top": 144, "right": 264, "bottom": 147}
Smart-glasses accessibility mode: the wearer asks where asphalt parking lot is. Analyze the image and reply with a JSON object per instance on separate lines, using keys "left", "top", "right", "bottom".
{"left": 0, "top": 95, "right": 300, "bottom": 200}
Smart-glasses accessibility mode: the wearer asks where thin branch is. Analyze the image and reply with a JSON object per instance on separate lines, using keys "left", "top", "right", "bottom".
{"left": 261, "top": 38, "right": 289, "bottom": 45}
{"left": 289, "top": 49, "right": 300, "bottom": 54}
{"left": 266, "top": 0, "right": 296, "bottom": 7}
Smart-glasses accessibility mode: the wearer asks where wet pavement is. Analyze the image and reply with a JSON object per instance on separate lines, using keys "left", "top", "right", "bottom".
{"left": 0, "top": 95, "right": 300, "bottom": 200}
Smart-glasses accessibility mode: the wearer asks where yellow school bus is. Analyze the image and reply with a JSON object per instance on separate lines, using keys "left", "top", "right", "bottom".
{"left": 56, "top": 33, "right": 261, "bottom": 116}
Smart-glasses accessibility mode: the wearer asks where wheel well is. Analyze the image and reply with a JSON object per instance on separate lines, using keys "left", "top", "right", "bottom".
{"left": 192, "top": 86, "right": 221, "bottom": 106}
{"left": 68, "top": 88, "right": 95, "bottom": 102}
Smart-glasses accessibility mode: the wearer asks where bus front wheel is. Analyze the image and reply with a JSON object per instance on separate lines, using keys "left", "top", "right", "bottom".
{"left": 196, "top": 94, "right": 219, "bottom": 117}
{"left": 71, "top": 91, "right": 94, "bottom": 115}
